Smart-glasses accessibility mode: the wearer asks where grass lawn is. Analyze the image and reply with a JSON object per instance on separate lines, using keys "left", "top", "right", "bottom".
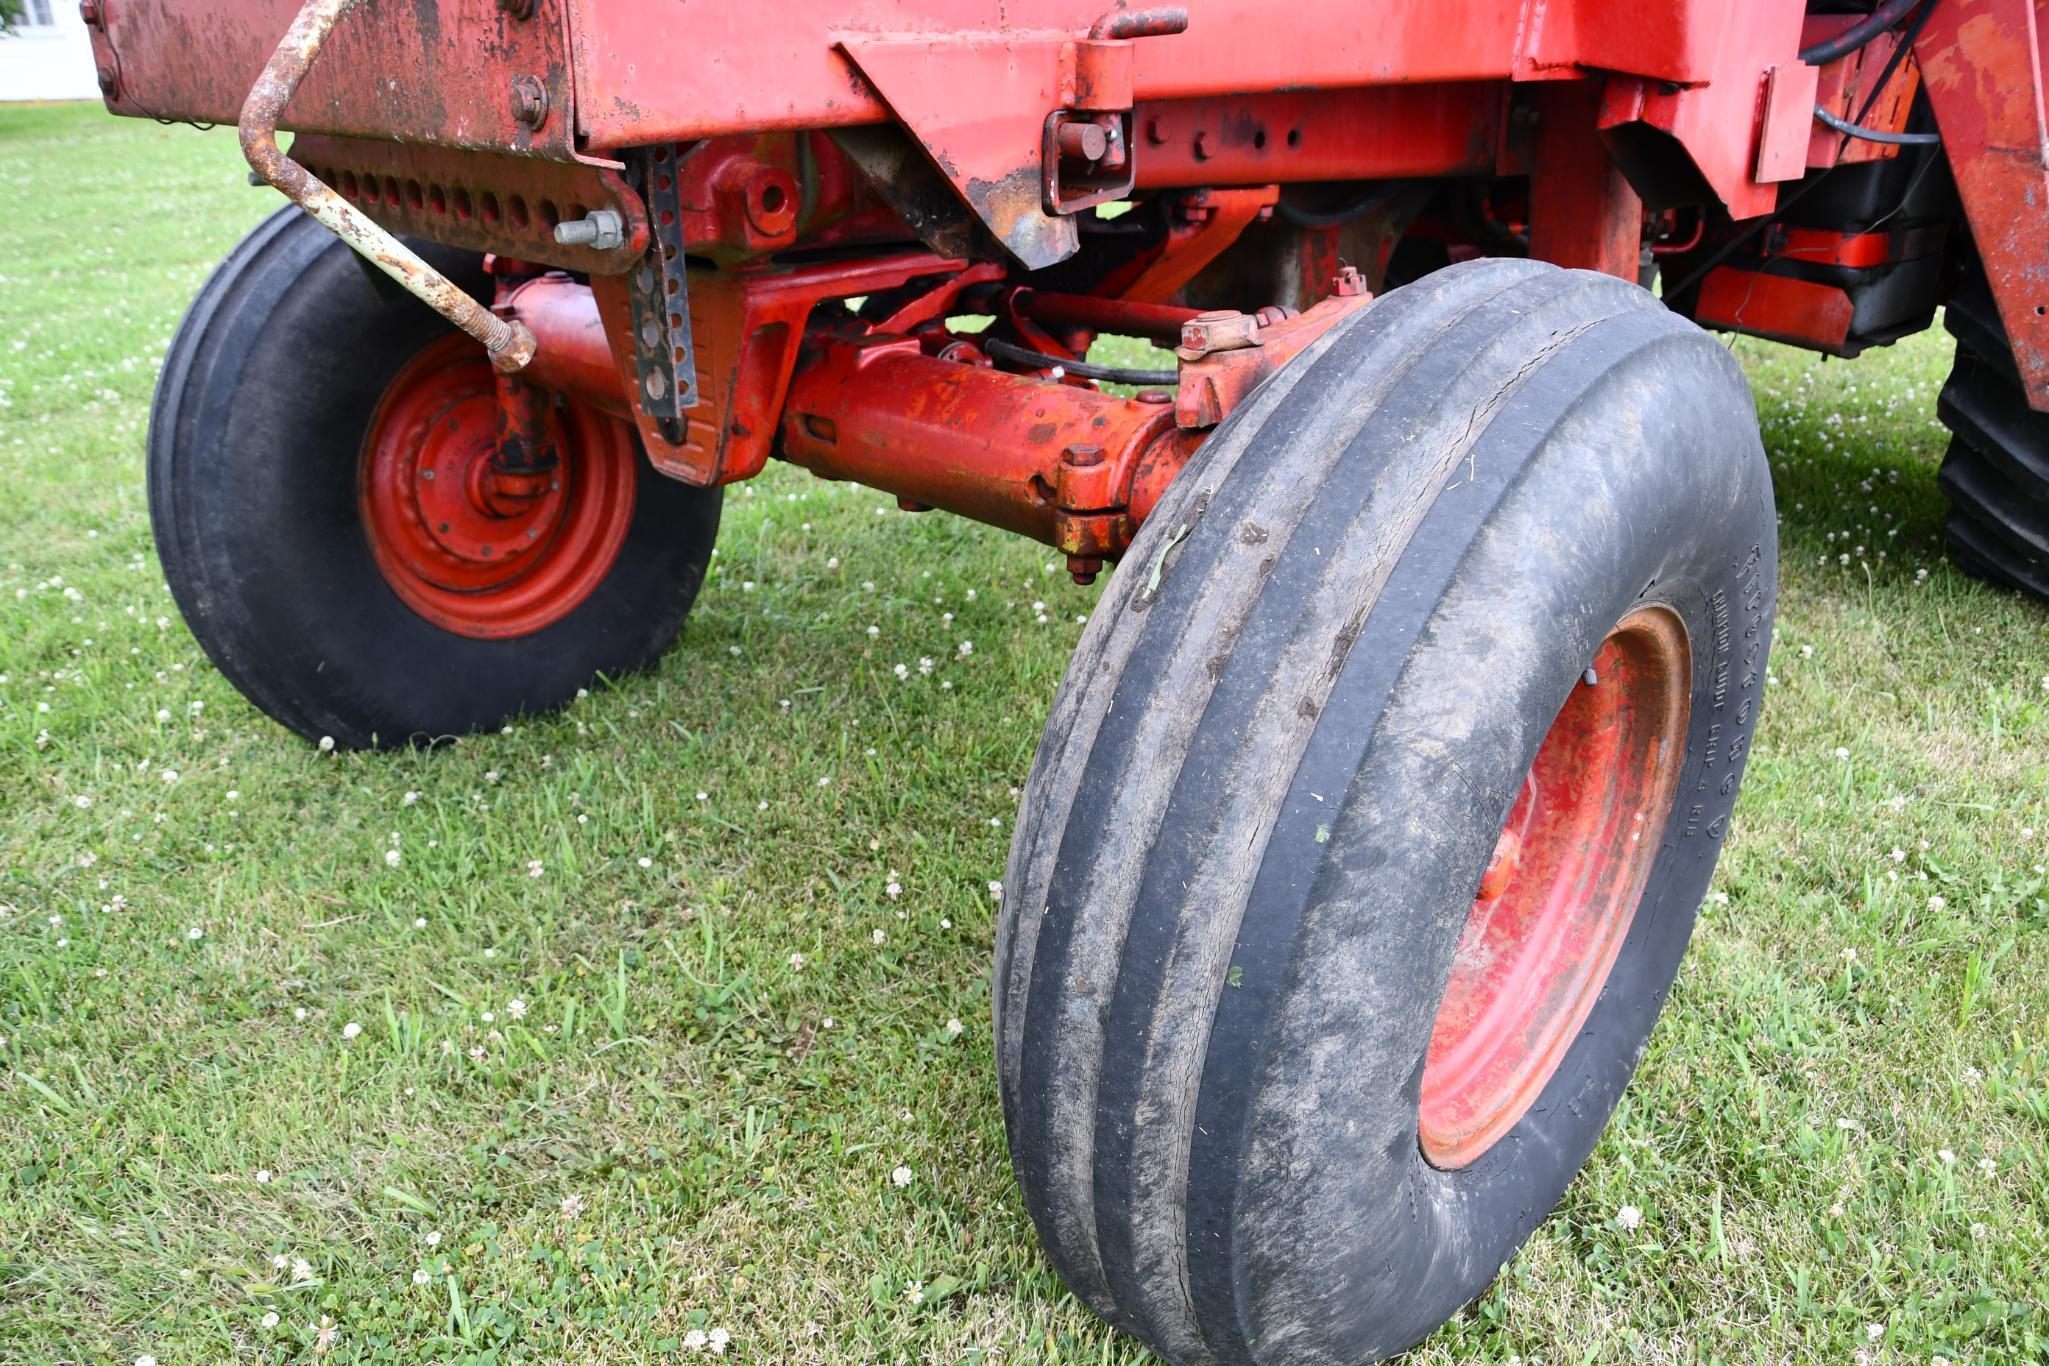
{"left": 2, "top": 100, "right": 2046, "bottom": 1363}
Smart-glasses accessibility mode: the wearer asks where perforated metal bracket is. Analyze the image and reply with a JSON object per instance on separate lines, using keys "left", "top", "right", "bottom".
{"left": 627, "top": 144, "right": 697, "bottom": 428}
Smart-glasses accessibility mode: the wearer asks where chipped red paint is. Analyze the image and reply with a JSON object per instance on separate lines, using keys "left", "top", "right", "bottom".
{"left": 359, "top": 335, "right": 638, "bottom": 639}
{"left": 1418, "top": 607, "right": 1692, "bottom": 1170}
{"left": 1914, "top": 0, "right": 2049, "bottom": 411}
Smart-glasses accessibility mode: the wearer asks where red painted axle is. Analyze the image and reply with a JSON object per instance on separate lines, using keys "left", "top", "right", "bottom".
{"left": 504, "top": 273, "right": 1203, "bottom": 573}
{"left": 778, "top": 335, "right": 1196, "bottom": 557}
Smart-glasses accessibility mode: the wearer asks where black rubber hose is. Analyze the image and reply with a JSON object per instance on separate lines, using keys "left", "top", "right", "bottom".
{"left": 1799, "top": 0, "right": 1923, "bottom": 65}
{"left": 983, "top": 337, "right": 1179, "bottom": 387}
{"left": 1812, "top": 104, "right": 1944, "bottom": 145}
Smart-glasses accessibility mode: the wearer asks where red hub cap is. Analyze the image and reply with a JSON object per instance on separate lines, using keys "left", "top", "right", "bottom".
{"left": 360, "top": 335, "right": 637, "bottom": 639}
{"left": 1417, "top": 607, "right": 1691, "bottom": 1169}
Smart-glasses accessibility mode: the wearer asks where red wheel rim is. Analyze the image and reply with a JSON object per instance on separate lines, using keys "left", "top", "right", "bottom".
{"left": 359, "top": 334, "right": 637, "bottom": 640}
{"left": 1417, "top": 607, "right": 1691, "bottom": 1169}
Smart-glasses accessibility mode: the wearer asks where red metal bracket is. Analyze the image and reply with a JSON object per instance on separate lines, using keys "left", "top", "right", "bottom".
{"left": 1915, "top": 0, "right": 2049, "bottom": 411}
{"left": 584, "top": 251, "right": 977, "bottom": 486}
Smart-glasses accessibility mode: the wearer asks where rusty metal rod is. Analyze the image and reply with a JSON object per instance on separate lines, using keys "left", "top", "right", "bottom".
{"left": 239, "top": 0, "right": 537, "bottom": 372}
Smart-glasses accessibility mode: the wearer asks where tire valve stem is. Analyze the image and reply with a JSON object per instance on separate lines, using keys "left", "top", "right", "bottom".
{"left": 1583, "top": 667, "right": 1600, "bottom": 687}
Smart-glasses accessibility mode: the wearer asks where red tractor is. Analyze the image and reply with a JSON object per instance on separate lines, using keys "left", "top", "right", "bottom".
{"left": 94, "top": 0, "right": 2046, "bottom": 1358}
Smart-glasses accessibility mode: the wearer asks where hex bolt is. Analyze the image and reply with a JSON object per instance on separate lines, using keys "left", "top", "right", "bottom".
{"left": 1068, "top": 555, "right": 1104, "bottom": 586}
{"left": 509, "top": 74, "right": 549, "bottom": 131}
{"left": 1057, "top": 120, "right": 1109, "bottom": 163}
{"left": 554, "top": 208, "right": 626, "bottom": 251}
{"left": 1063, "top": 443, "right": 1106, "bottom": 468}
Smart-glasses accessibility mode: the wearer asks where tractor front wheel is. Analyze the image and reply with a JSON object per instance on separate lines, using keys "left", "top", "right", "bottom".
{"left": 996, "top": 258, "right": 1777, "bottom": 1364}
{"left": 149, "top": 208, "right": 720, "bottom": 748}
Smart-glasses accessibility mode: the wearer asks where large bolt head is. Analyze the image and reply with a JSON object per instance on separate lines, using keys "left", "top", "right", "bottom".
{"left": 509, "top": 74, "right": 549, "bottom": 130}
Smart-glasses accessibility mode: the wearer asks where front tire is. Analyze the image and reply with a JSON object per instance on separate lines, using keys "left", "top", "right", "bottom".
{"left": 996, "top": 259, "right": 1776, "bottom": 1364}
{"left": 149, "top": 208, "right": 720, "bottom": 748}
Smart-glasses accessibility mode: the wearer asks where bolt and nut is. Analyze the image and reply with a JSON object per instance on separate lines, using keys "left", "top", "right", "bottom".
{"left": 556, "top": 208, "right": 627, "bottom": 251}
{"left": 509, "top": 75, "right": 548, "bottom": 130}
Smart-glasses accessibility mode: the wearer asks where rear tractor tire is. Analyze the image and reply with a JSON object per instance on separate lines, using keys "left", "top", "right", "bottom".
{"left": 996, "top": 258, "right": 1777, "bottom": 1363}
{"left": 1936, "top": 271, "right": 2049, "bottom": 602}
{"left": 149, "top": 208, "right": 721, "bottom": 748}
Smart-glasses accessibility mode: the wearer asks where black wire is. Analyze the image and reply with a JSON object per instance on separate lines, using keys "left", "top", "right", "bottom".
{"left": 1665, "top": 0, "right": 1943, "bottom": 301}
{"left": 982, "top": 337, "right": 1178, "bottom": 387}
{"left": 1799, "top": 0, "right": 1923, "bottom": 64}
{"left": 1813, "top": 104, "right": 1943, "bottom": 145}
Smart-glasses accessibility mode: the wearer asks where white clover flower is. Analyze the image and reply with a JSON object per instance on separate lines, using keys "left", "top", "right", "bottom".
{"left": 506, "top": 999, "right": 526, "bottom": 1020}
{"left": 1615, "top": 1204, "right": 1642, "bottom": 1231}
{"left": 891, "top": 1165, "right": 913, "bottom": 1187}
{"left": 318, "top": 736, "right": 335, "bottom": 751}
{"left": 261, "top": 1311, "right": 279, "bottom": 1328}
{"left": 341, "top": 1021, "right": 362, "bottom": 1040}
{"left": 256, "top": 1169, "right": 272, "bottom": 1184}
{"left": 946, "top": 1018, "right": 964, "bottom": 1037}
{"left": 560, "top": 1193, "right": 584, "bottom": 1218}
{"left": 872, "top": 928, "right": 887, "bottom": 946}
{"left": 413, "top": 1267, "right": 432, "bottom": 1286}
{"left": 186, "top": 926, "right": 203, "bottom": 941}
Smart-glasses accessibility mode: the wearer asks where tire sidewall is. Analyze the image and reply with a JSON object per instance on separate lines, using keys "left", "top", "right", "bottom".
{"left": 155, "top": 212, "right": 720, "bottom": 746}
{"left": 1221, "top": 327, "right": 1777, "bottom": 1361}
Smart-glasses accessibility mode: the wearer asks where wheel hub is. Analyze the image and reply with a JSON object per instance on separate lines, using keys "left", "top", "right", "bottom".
{"left": 1417, "top": 607, "right": 1691, "bottom": 1169}
{"left": 359, "top": 334, "right": 637, "bottom": 639}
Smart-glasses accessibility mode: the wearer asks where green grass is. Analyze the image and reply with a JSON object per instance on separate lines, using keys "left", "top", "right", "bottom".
{"left": 2, "top": 101, "right": 2045, "bottom": 1363}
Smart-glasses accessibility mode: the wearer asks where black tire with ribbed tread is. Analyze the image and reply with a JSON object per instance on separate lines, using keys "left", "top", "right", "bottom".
{"left": 1937, "top": 275, "right": 2049, "bottom": 602}
{"left": 995, "top": 258, "right": 1778, "bottom": 1364}
{"left": 148, "top": 207, "right": 721, "bottom": 748}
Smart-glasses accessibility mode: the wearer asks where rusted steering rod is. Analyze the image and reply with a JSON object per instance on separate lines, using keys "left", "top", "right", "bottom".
{"left": 239, "top": 0, "right": 538, "bottom": 373}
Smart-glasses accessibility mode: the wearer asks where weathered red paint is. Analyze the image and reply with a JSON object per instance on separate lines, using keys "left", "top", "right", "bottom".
{"left": 358, "top": 335, "right": 638, "bottom": 639}
{"left": 777, "top": 335, "right": 1189, "bottom": 550}
{"left": 1914, "top": 0, "right": 2049, "bottom": 411}
{"left": 1418, "top": 607, "right": 1691, "bottom": 1169}
{"left": 590, "top": 252, "right": 979, "bottom": 487}
{"left": 1531, "top": 80, "right": 1644, "bottom": 278}
{"left": 1096, "top": 186, "right": 1279, "bottom": 304}
{"left": 291, "top": 134, "right": 650, "bottom": 277}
